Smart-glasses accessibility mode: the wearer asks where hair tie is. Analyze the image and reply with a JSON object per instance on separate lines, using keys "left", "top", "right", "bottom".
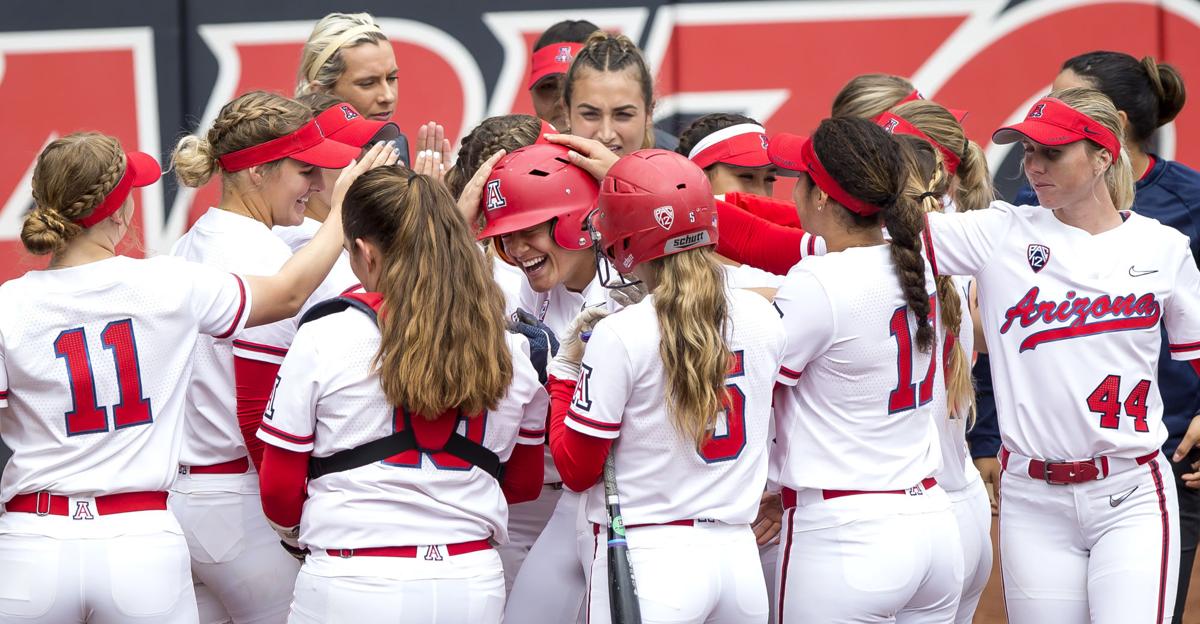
{"left": 917, "top": 191, "right": 940, "bottom": 201}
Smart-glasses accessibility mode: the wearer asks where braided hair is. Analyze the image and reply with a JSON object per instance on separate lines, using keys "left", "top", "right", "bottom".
{"left": 22, "top": 132, "right": 127, "bottom": 255}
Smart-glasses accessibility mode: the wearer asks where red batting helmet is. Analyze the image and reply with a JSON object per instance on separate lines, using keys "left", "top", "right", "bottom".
{"left": 593, "top": 149, "right": 718, "bottom": 272}
{"left": 476, "top": 144, "right": 598, "bottom": 254}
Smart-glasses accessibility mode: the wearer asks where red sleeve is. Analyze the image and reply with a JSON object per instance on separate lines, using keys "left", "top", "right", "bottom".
{"left": 501, "top": 443, "right": 544, "bottom": 504}
{"left": 548, "top": 375, "right": 612, "bottom": 492}
{"left": 714, "top": 199, "right": 806, "bottom": 274}
{"left": 234, "top": 354, "right": 280, "bottom": 472}
{"left": 259, "top": 444, "right": 310, "bottom": 527}
{"left": 725, "top": 191, "right": 802, "bottom": 228}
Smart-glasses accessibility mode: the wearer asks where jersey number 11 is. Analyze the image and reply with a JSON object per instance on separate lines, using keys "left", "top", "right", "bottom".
{"left": 54, "top": 319, "right": 152, "bottom": 436}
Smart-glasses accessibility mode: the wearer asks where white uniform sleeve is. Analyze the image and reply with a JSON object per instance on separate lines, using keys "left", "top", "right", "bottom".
{"left": 564, "top": 319, "right": 631, "bottom": 440}
{"left": 181, "top": 260, "right": 251, "bottom": 340}
{"left": 257, "top": 324, "right": 321, "bottom": 452}
{"left": 0, "top": 334, "right": 8, "bottom": 409}
{"left": 1165, "top": 241, "right": 1200, "bottom": 361}
{"left": 772, "top": 269, "right": 835, "bottom": 386}
{"left": 925, "top": 202, "right": 1018, "bottom": 277}
{"left": 508, "top": 334, "right": 549, "bottom": 445}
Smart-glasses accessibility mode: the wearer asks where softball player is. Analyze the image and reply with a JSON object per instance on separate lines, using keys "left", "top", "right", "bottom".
{"left": 169, "top": 91, "right": 396, "bottom": 623}
{"left": 547, "top": 149, "right": 786, "bottom": 624}
{"left": 925, "top": 88, "right": 1200, "bottom": 623}
{"left": 768, "top": 117, "right": 964, "bottom": 623}
{"left": 256, "top": 168, "right": 547, "bottom": 624}
{"left": 0, "top": 131, "right": 356, "bottom": 623}
{"left": 875, "top": 103, "right": 995, "bottom": 623}
{"left": 527, "top": 20, "right": 598, "bottom": 133}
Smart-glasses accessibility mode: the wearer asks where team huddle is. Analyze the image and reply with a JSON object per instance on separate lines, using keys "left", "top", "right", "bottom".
{"left": 2, "top": 10, "right": 1200, "bottom": 624}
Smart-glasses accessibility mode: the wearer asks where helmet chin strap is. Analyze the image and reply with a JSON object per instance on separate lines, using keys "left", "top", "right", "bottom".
{"left": 586, "top": 210, "right": 642, "bottom": 290}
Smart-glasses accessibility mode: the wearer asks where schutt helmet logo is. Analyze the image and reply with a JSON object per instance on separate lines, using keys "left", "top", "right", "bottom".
{"left": 1027, "top": 244, "right": 1050, "bottom": 273}
{"left": 1029, "top": 103, "right": 1047, "bottom": 119}
{"left": 340, "top": 104, "right": 359, "bottom": 121}
{"left": 654, "top": 205, "right": 675, "bottom": 230}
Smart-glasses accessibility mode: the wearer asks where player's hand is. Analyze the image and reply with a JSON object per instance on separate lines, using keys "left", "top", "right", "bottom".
{"left": 609, "top": 281, "right": 648, "bottom": 308}
{"left": 413, "top": 121, "right": 451, "bottom": 181}
{"left": 267, "top": 518, "right": 308, "bottom": 561}
{"left": 543, "top": 134, "right": 620, "bottom": 181}
{"left": 547, "top": 306, "right": 609, "bottom": 381}
{"left": 331, "top": 141, "right": 401, "bottom": 216}
{"left": 509, "top": 309, "right": 560, "bottom": 385}
{"left": 457, "top": 149, "right": 506, "bottom": 227}
{"left": 1174, "top": 415, "right": 1200, "bottom": 489}
{"left": 974, "top": 457, "right": 1001, "bottom": 514}
{"left": 752, "top": 491, "right": 784, "bottom": 546}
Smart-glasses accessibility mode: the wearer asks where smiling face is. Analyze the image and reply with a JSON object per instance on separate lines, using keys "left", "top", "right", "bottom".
{"left": 1021, "top": 139, "right": 1109, "bottom": 210}
{"left": 707, "top": 164, "right": 777, "bottom": 197}
{"left": 261, "top": 158, "right": 325, "bottom": 227}
{"left": 499, "top": 221, "right": 596, "bottom": 292}
{"left": 330, "top": 42, "right": 398, "bottom": 121}
{"left": 567, "top": 67, "right": 652, "bottom": 156}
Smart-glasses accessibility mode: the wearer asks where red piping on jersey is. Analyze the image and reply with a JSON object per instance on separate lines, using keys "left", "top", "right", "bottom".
{"left": 232, "top": 339, "right": 288, "bottom": 358}
{"left": 548, "top": 375, "right": 613, "bottom": 492}
{"left": 0, "top": 390, "right": 8, "bottom": 400}
{"left": 1170, "top": 340, "right": 1200, "bottom": 353}
{"left": 779, "top": 366, "right": 802, "bottom": 380}
{"left": 340, "top": 283, "right": 363, "bottom": 295}
{"left": 501, "top": 442, "right": 544, "bottom": 504}
{"left": 519, "top": 427, "right": 546, "bottom": 438}
{"left": 259, "top": 420, "right": 315, "bottom": 445}
{"left": 566, "top": 410, "right": 621, "bottom": 432}
{"left": 216, "top": 275, "right": 247, "bottom": 340}
{"left": 259, "top": 444, "right": 310, "bottom": 527}
{"left": 1150, "top": 458, "right": 1170, "bottom": 623}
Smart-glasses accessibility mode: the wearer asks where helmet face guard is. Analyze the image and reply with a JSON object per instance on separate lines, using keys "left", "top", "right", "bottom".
{"left": 586, "top": 208, "right": 641, "bottom": 290}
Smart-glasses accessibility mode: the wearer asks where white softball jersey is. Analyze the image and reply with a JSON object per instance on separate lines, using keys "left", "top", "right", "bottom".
{"left": 0, "top": 256, "right": 248, "bottom": 506}
{"left": 772, "top": 244, "right": 942, "bottom": 493}
{"left": 272, "top": 217, "right": 359, "bottom": 298}
{"left": 927, "top": 203, "right": 1200, "bottom": 460}
{"left": 565, "top": 289, "right": 786, "bottom": 526}
{"left": 257, "top": 308, "right": 549, "bottom": 550}
{"left": 170, "top": 208, "right": 303, "bottom": 467}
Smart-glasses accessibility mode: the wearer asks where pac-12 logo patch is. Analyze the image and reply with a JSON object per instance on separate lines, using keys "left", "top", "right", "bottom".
{"left": 339, "top": 104, "right": 359, "bottom": 120}
{"left": 1029, "top": 103, "right": 1047, "bottom": 119}
{"left": 1027, "top": 244, "right": 1051, "bottom": 273}
{"left": 485, "top": 179, "right": 506, "bottom": 212}
{"left": 653, "top": 205, "right": 675, "bottom": 230}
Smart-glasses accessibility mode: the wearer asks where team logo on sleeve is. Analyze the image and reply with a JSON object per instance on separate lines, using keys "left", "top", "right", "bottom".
{"left": 1029, "top": 103, "right": 1047, "bottom": 119}
{"left": 339, "top": 104, "right": 359, "bottom": 120}
{"left": 654, "top": 205, "right": 675, "bottom": 230}
{"left": 572, "top": 364, "right": 593, "bottom": 411}
{"left": 485, "top": 180, "right": 507, "bottom": 212}
{"left": 1026, "top": 244, "right": 1051, "bottom": 273}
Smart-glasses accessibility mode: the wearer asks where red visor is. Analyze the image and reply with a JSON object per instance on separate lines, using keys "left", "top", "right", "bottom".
{"left": 216, "top": 119, "right": 359, "bottom": 172}
{"left": 875, "top": 112, "right": 962, "bottom": 175}
{"left": 992, "top": 96, "right": 1120, "bottom": 157}
{"left": 768, "top": 133, "right": 880, "bottom": 217}
{"left": 687, "top": 123, "right": 771, "bottom": 169}
{"left": 74, "top": 151, "right": 162, "bottom": 228}
{"left": 527, "top": 42, "right": 583, "bottom": 89}
{"left": 899, "top": 89, "right": 969, "bottom": 123}
{"left": 315, "top": 103, "right": 399, "bottom": 149}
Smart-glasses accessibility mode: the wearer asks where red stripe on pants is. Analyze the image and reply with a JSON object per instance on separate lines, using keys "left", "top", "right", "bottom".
{"left": 1150, "top": 459, "right": 1170, "bottom": 623}
{"left": 776, "top": 507, "right": 796, "bottom": 623}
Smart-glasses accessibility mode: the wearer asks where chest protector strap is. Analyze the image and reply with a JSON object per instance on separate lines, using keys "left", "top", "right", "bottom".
{"left": 298, "top": 294, "right": 502, "bottom": 481}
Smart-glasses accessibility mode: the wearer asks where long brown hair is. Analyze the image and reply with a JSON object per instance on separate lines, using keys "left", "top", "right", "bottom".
{"left": 890, "top": 100, "right": 995, "bottom": 213}
{"left": 646, "top": 247, "right": 732, "bottom": 449}
{"left": 22, "top": 132, "right": 127, "bottom": 256}
{"left": 832, "top": 73, "right": 915, "bottom": 119}
{"left": 342, "top": 167, "right": 513, "bottom": 417}
{"left": 896, "top": 135, "right": 975, "bottom": 421}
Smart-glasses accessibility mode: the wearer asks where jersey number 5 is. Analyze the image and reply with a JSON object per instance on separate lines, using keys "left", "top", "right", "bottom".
{"left": 699, "top": 350, "right": 747, "bottom": 463}
{"left": 53, "top": 319, "right": 152, "bottom": 436}
{"left": 888, "top": 298, "right": 937, "bottom": 413}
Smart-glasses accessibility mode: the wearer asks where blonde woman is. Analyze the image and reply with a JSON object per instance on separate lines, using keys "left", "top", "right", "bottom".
{"left": 168, "top": 90, "right": 398, "bottom": 623}
{"left": 0, "top": 131, "right": 362, "bottom": 623}
{"left": 547, "top": 149, "right": 786, "bottom": 623}
{"left": 256, "top": 168, "right": 548, "bottom": 624}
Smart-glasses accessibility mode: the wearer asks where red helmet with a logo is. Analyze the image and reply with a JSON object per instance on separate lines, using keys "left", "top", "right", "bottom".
{"left": 593, "top": 149, "right": 718, "bottom": 272}
{"left": 476, "top": 144, "right": 597, "bottom": 254}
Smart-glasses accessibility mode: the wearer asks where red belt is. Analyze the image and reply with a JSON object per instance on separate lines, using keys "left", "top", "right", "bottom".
{"left": 326, "top": 539, "right": 491, "bottom": 559}
{"left": 592, "top": 519, "right": 701, "bottom": 535}
{"left": 6, "top": 491, "right": 168, "bottom": 516}
{"left": 1000, "top": 448, "right": 1159, "bottom": 485}
{"left": 182, "top": 457, "right": 250, "bottom": 475}
{"left": 781, "top": 477, "right": 938, "bottom": 508}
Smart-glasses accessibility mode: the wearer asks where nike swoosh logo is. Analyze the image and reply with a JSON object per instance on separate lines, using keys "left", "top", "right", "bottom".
{"left": 1129, "top": 267, "right": 1158, "bottom": 277}
{"left": 1110, "top": 486, "right": 1138, "bottom": 507}
{"left": 1083, "top": 127, "right": 1100, "bottom": 135}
